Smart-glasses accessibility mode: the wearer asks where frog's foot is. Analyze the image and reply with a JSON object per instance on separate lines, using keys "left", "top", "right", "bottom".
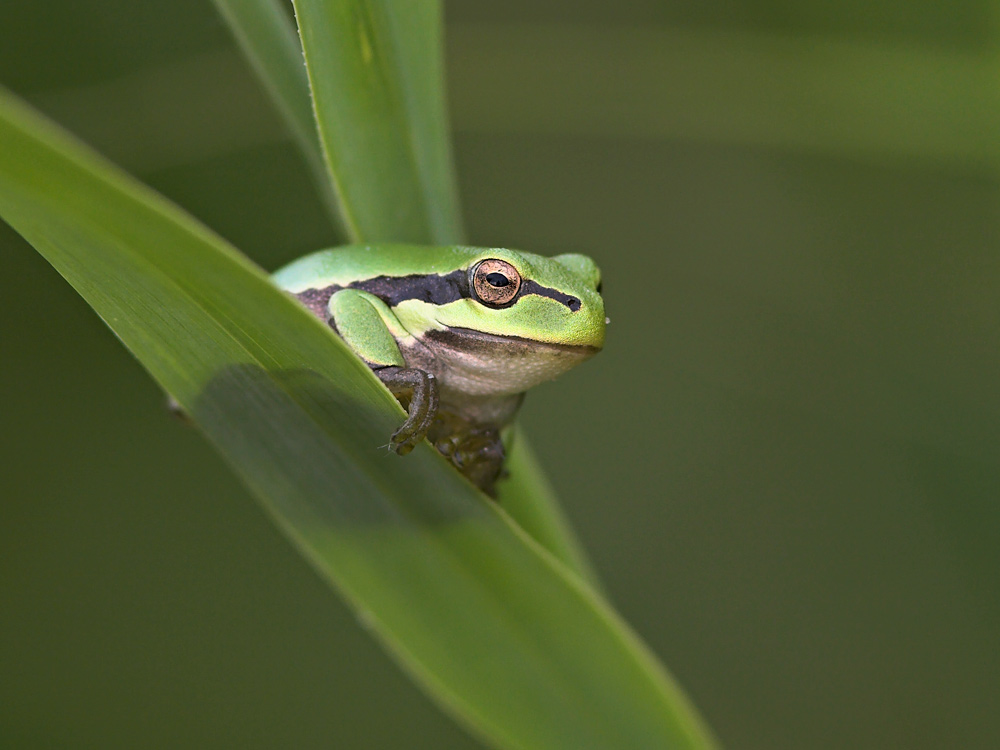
{"left": 375, "top": 366, "right": 439, "bottom": 455}
{"left": 429, "top": 417, "right": 506, "bottom": 497}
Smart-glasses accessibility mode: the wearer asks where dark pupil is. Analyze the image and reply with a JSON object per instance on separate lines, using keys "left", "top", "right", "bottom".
{"left": 485, "top": 272, "right": 509, "bottom": 287}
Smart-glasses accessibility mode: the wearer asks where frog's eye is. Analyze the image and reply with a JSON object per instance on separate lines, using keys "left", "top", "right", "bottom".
{"left": 471, "top": 259, "right": 521, "bottom": 307}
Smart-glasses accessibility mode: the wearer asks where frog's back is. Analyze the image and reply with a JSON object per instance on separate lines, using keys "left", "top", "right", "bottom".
{"left": 272, "top": 244, "right": 481, "bottom": 293}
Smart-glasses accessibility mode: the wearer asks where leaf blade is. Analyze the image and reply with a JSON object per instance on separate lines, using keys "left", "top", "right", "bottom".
{"left": 291, "top": 0, "right": 463, "bottom": 243}
{"left": 0, "top": 87, "right": 716, "bottom": 750}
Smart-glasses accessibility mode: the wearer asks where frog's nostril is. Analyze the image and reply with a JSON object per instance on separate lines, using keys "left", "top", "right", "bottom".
{"left": 566, "top": 297, "right": 581, "bottom": 312}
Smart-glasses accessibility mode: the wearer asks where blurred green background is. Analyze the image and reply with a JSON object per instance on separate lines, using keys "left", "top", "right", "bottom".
{"left": 2, "top": 1, "right": 998, "bottom": 748}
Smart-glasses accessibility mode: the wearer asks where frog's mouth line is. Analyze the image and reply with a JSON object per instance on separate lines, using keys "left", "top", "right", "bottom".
{"left": 426, "top": 327, "right": 601, "bottom": 360}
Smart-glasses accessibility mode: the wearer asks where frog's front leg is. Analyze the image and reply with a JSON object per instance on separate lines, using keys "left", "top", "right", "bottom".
{"left": 327, "top": 289, "right": 438, "bottom": 454}
{"left": 375, "top": 366, "right": 440, "bottom": 455}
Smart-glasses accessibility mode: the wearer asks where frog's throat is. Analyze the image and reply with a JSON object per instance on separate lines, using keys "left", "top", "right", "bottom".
{"left": 407, "top": 325, "right": 600, "bottom": 399}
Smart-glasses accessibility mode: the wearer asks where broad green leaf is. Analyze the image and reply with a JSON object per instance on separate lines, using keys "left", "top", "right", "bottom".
{"left": 291, "top": 0, "right": 463, "bottom": 244}
{"left": 210, "top": 0, "right": 344, "bottom": 230}
{"left": 0, "top": 89, "right": 716, "bottom": 750}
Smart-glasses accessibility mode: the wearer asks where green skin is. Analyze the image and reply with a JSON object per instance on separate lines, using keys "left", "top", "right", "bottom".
{"left": 273, "top": 244, "right": 606, "bottom": 494}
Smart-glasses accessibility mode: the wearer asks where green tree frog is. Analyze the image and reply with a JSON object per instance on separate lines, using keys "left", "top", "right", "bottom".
{"left": 272, "top": 244, "right": 606, "bottom": 494}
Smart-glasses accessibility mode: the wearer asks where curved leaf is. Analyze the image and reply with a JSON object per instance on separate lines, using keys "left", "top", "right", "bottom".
{"left": 0, "top": 88, "right": 716, "bottom": 750}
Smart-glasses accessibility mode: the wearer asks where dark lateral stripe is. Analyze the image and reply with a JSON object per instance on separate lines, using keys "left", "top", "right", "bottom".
{"left": 352, "top": 269, "right": 466, "bottom": 306}
{"left": 520, "top": 280, "right": 582, "bottom": 311}
{"left": 294, "top": 270, "right": 465, "bottom": 317}
{"left": 295, "top": 268, "right": 582, "bottom": 318}
{"left": 426, "top": 327, "right": 598, "bottom": 356}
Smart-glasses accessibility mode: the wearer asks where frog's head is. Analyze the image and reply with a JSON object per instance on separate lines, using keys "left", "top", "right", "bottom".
{"left": 389, "top": 247, "right": 604, "bottom": 396}
{"left": 423, "top": 247, "right": 606, "bottom": 351}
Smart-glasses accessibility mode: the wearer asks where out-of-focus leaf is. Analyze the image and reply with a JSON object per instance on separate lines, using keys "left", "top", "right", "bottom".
{"left": 448, "top": 23, "right": 997, "bottom": 171}
{"left": 500, "top": 427, "right": 603, "bottom": 591}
